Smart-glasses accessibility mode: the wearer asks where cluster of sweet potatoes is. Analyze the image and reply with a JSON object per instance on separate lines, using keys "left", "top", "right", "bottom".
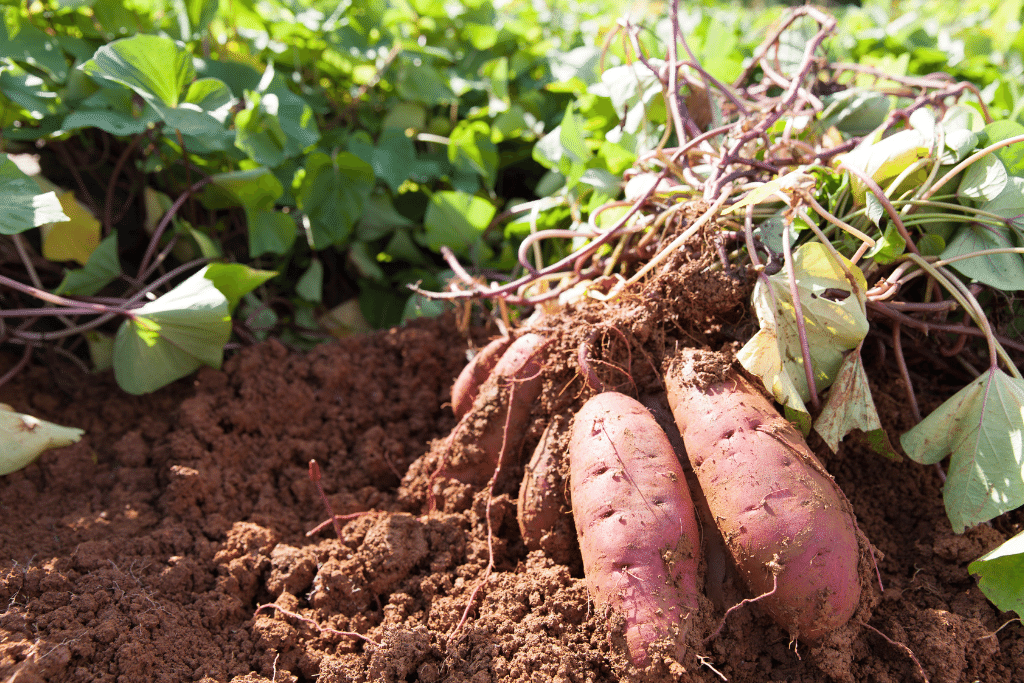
{"left": 441, "top": 332, "right": 868, "bottom": 671}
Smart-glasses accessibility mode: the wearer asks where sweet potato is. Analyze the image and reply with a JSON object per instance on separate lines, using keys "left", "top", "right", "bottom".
{"left": 451, "top": 336, "right": 512, "bottom": 418}
{"left": 517, "top": 417, "right": 574, "bottom": 565}
{"left": 569, "top": 392, "right": 701, "bottom": 667}
{"left": 664, "top": 348, "right": 861, "bottom": 641}
{"left": 442, "top": 332, "right": 548, "bottom": 486}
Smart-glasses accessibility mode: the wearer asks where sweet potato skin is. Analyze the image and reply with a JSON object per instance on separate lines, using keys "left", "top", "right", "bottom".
{"left": 451, "top": 336, "right": 512, "bottom": 418}
{"left": 569, "top": 392, "right": 701, "bottom": 666}
{"left": 665, "top": 348, "right": 861, "bottom": 641}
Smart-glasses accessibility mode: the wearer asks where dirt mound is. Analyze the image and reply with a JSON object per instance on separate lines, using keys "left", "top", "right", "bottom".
{"left": 1, "top": 281, "right": 1021, "bottom": 681}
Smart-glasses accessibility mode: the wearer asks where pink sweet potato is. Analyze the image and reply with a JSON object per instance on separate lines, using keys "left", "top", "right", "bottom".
{"left": 451, "top": 336, "right": 512, "bottom": 418}
{"left": 517, "top": 417, "right": 574, "bottom": 564}
{"left": 443, "top": 332, "right": 548, "bottom": 485}
{"left": 569, "top": 392, "right": 701, "bottom": 667}
{"left": 665, "top": 348, "right": 861, "bottom": 641}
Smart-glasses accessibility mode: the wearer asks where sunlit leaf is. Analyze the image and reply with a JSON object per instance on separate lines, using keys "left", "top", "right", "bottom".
{"left": 202, "top": 263, "right": 276, "bottom": 313}
{"left": 839, "top": 127, "right": 930, "bottom": 203}
{"left": 0, "top": 404, "right": 84, "bottom": 476}
{"left": 83, "top": 35, "right": 194, "bottom": 111}
{"left": 0, "top": 154, "right": 68, "bottom": 234}
{"left": 958, "top": 154, "right": 1007, "bottom": 202}
{"left": 902, "top": 369, "right": 1024, "bottom": 533}
{"left": 422, "top": 190, "right": 496, "bottom": 255}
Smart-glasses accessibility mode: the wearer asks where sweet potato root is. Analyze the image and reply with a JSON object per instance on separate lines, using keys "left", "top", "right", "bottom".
{"left": 569, "top": 392, "right": 701, "bottom": 667}
{"left": 451, "top": 336, "right": 512, "bottom": 418}
{"left": 665, "top": 348, "right": 861, "bottom": 642}
{"left": 442, "top": 332, "right": 548, "bottom": 485}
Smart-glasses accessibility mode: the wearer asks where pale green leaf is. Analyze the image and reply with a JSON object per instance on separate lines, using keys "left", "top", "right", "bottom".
{"left": 113, "top": 267, "right": 231, "bottom": 395}
{"left": 840, "top": 127, "right": 930, "bottom": 203}
{"left": 54, "top": 232, "right": 120, "bottom": 296}
{"left": 941, "top": 223, "right": 1024, "bottom": 292}
{"left": 902, "top": 369, "right": 1024, "bottom": 532}
{"left": 969, "top": 531, "right": 1024, "bottom": 618}
{"left": 958, "top": 155, "right": 1007, "bottom": 202}
{"left": 727, "top": 170, "right": 811, "bottom": 214}
{"left": 0, "top": 405, "right": 84, "bottom": 476}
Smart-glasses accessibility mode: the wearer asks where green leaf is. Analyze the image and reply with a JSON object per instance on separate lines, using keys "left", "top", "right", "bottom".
{"left": 356, "top": 193, "right": 414, "bottom": 242}
{"left": 449, "top": 120, "right": 498, "bottom": 190}
{"left": 348, "top": 242, "right": 386, "bottom": 282}
{"left": 235, "top": 92, "right": 288, "bottom": 167}
{"left": 980, "top": 120, "right": 1024, "bottom": 176}
{"left": 202, "top": 263, "right": 276, "bottom": 313}
{"left": 902, "top": 369, "right": 1024, "bottom": 532}
{"left": 296, "top": 151, "right": 375, "bottom": 248}
{"left": 83, "top": 35, "right": 195, "bottom": 112}
{"left": 113, "top": 266, "right": 231, "bottom": 395}
{"left": 558, "top": 104, "right": 593, "bottom": 167}
{"left": 865, "top": 223, "right": 907, "bottom": 265}
{"left": 382, "top": 102, "right": 427, "bottom": 131}
{"left": 172, "top": 0, "right": 220, "bottom": 40}
{"left": 205, "top": 168, "right": 293, "bottom": 257}
{"left": 0, "top": 19, "right": 69, "bottom": 81}
{"left": 60, "top": 108, "right": 158, "bottom": 136}
{"left": 207, "top": 167, "right": 283, "bottom": 211}
{"left": 372, "top": 128, "right": 417, "bottom": 192}
{"left": 969, "top": 531, "right": 1024, "bottom": 618}
{"left": 247, "top": 209, "right": 296, "bottom": 258}
{"left": 0, "top": 155, "right": 68, "bottom": 234}
{"left": 814, "top": 347, "right": 897, "bottom": 459}
{"left": 295, "top": 259, "right": 323, "bottom": 303}
{"left": 422, "top": 191, "right": 496, "bottom": 254}
{"left": 0, "top": 405, "right": 84, "bottom": 476}
{"left": 55, "top": 232, "right": 120, "bottom": 296}
{"left": 941, "top": 223, "right": 1024, "bottom": 291}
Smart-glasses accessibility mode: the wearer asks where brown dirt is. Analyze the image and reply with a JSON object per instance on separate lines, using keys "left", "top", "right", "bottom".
{"left": 1, "top": 255, "right": 1022, "bottom": 682}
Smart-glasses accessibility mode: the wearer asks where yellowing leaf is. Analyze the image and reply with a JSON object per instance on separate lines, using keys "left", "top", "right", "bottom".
{"left": 738, "top": 242, "right": 869, "bottom": 412}
{"left": 815, "top": 347, "right": 897, "bottom": 458}
{"left": 838, "top": 127, "right": 930, "bottom": 203}
{"left": 737, "top": 281, "right": 809, "bottom": 414}
{"left": 727, "top": 169, "right": 812, "bottom": 214}
{"left": 0, "top": 404, "right": 84, "bottom": 476}
{"left": 41, "top": 190, "right": 101, "bottom": 265}
{"left": 902, "top": 369, "right": 1024, "bottom": 533}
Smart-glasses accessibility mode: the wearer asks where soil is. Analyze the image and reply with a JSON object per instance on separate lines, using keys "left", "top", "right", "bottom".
{"left": 1, "top": 248, "right": 1022, "bottom": 683}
